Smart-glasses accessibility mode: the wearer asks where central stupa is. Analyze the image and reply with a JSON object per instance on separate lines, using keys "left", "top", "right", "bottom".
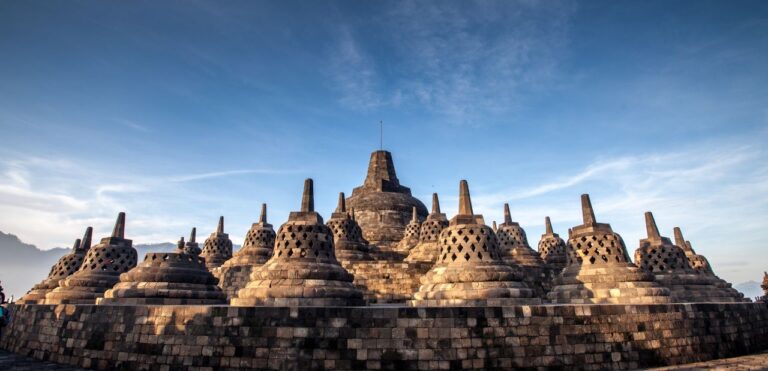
{"left": 347, "top": 150, "right": 428, "bottom": 252}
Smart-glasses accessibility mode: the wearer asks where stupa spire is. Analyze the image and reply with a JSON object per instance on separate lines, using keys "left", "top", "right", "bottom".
{"left": 411, "top": 206, "right": 418, "bottom": 222}
{"left": 177, "top": 236, "right": 185, "bottom": 251}
{"left": 673, "top": 227, "right": 687, "bottom": 250}
{"left": 336, "top": 192, "right": 347, "bottom": 213}
{"left": 80, "top": 227, "right": 93, "bottom": 252}
{"left": 301, "top": 178, "right": 314, "bottom": 212}
{"left": 259, "top": 203, "right": 267, "bottom": 224}
{"left": 503, "top": 203, "right": 512, "bottom": 224}
{"left": 112, "top": 212, "right": 126, "bottom": 238}
{"left": 644, "top": 212, "right": 661, "bottom": 240}
{"left": 71, "top": 239, "right": 82, "bottom": 252}
{"left": 189, "top": 228, "right": 197, "bottom": 243}
{"left": 545, "top": 216, "right": 553, "bottom": 235}
{"left": 432, "top": 193, "right": 441, "bottom": 214}
{"left": 217, "top": 216, "right": 224, "bottom": 234}
{"left": 458, "top": 180, "right": 473, "bottom": 216}
{"left": 581, "top": 194, "right": 596, "bottom": 225}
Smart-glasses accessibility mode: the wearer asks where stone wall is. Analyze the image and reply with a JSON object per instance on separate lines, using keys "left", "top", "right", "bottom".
{"left": 343, "top": 261, "right": 432, "bottom": 303}
{"left": 2, "top": 303, "right": 767, "bottom": 370}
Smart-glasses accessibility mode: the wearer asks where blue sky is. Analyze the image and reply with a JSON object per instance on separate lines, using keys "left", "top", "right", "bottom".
{"left": 0, "top": 1, "right": 766, "bottom": 284}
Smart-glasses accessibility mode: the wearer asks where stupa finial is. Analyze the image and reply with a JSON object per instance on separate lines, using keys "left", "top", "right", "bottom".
{"left": 673, "top": 227, "right": 687, "bottom": 249}
{"left": 411, "top": 206, "right": 418, "bottom": 222}
{"left": 458, "top": 180, "right": 473, "bottom": 216}
{"left": 503, "top": 203, "right": 512, "bottom": 224}
{"left": 80, "top": 227, "right": 93, "bottom": 251}
{"left": 177, "top": 236, "right": 185, "bottom": 251}
{"left": 259, "top": 203, "right": 267, "bottom": 224}
{"left": 545, "top": 216, "right": 553, "bottom": 234}
{"left": 336, "top": 192, "right": 346, "bottom": 213}
{"left": 644, "top": 212, "right": 661, "bottom": 239}
{"left": 301, "top": 178, "right": 314, "bottom": 212}
{"left": 189, "top": 227, "right": 197, "bottom": 243}
{"left": 112, "top": 212, "right": 126, "bottom": 238}
{"left": 71, "top": 238, "right": 81, "bottom": 252}
{"left": 217, "top": 216, "right": 224, "bottom": 234}
{"left": 492, "top": 221, "right": 497, "bottom": 231}
{"left": 432, "top": 193, "right": 441, "bottom": 214}
{"left": 580, "top": 194, "right": 596, "bottom": 225}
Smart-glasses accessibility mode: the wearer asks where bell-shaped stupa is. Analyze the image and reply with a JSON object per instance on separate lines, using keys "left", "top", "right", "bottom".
{"left": 673, "top": 227, "right": 745, "bottom": 301}
{"left": 181, "top": 228, "right": 201, "bottom": 256}
{"left": 537, "top": 217, "right": 567, "bottom": 270}
{"left": 45, "top": 213, "right": 139, "bottom": 304}
{"left": 395, "top": 207, "right": 421, "bottom": 252}
{"left": 497, "top": 204, "right": 546, "bottom": 267}
{"left": 346, "top": 150, "right": 428, "bottom": 252}
{"left": 232, "top": 179, "right": 364, "bottom": 306}
{"left": 98, "top": 235, "right": 226, "bottom": 305}
{"left": 405, "top": 193, "right": 449, "bottom": 263}
{"left": 19, "top": 227, "right": 93, "bottom": 304}
{"left": 200, "top": 216, "right": 233, "bottom": 270}
{"left": 217, "top": 204, "right": 276, "bottom": 299}
{"left": 547, "top": 195, "right": 671, "bottom": 304}
{"left": 410, "top": 181, "right": 540, "bottom": 306}
{"left": 634, "top": 212, "right": 745, "bottom": 303}
{"left": 327, "top": 192, "right": 373, "bottom": 262}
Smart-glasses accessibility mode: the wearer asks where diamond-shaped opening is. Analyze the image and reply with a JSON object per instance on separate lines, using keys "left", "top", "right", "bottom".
{"left": 589, "top": 256, "right": 596, "bottom": 264}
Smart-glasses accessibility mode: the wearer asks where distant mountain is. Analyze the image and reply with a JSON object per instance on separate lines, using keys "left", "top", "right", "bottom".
{"left": 0, "top": 230, "right": 240, "bottom": 301}
{"left": 734, "top": 280, "right": 763, "bottom": 300}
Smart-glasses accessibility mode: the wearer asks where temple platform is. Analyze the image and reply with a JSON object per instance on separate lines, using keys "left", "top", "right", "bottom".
{"left": 1, "top": 302, "right": 766, "bottom": 370}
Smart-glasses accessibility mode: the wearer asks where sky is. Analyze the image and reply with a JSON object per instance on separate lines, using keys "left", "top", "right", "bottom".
{"left": 0, "top": 1, "right": 766, "bottom": 285}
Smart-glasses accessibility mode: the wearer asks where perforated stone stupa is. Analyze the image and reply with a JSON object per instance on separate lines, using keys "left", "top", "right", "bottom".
{"left": 497, "top": 203, "right": 546, "bottom": 267}
{"left": 405, "top": 193, "right": 448, "bottom": 263}
{"left": 327, "top": 192, "right": 373, "bottom": 262}
{"left": 44, "top": 213, "right": 138, "bottom": 304}
{"left": 537, "top": 217, "right": 567, "bottom": 270}
{"left": 634, "top": 212, "right": 744, "bottom": 303}
{"left": 547, "top": 195, "right": 671, "bottom": 304}
{"left": 217, "top": 203, "right": 276, "bottom": 299}
{"left": 395, "top": 207, "right": 421, "bottom": 252}
{"left": 673, "top": 227, "right": 745, "bottom": 301}
{"left": 346, "top": 150, "right": 427, "bottom": 252}
{"left": 98, "top": 235, "right": 226, "bottom": 305}
{"left": 18, "top": 227, "right": 93, "bottom": 304}
{"left": 181, "top": 228, "right": 201, "bottom": 256}
{"left": 200, "top": 216, "right": 233, "bottom": 270}
{"left": 410, "top": 180, "right": 540, "bottom": 306}
{"left": 232, "top": 179, "right": 364, "bottom": 306}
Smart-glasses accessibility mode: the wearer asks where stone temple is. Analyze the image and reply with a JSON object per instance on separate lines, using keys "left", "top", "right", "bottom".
{"left": 347, "top": 150, "right": 428, "bottom": 255}
{"left": 2, "top": 150, "right": 767, "bottom": 370}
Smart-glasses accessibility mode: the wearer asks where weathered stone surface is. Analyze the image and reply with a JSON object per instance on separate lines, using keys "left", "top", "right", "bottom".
{"left": 538, "top": 216, "right": 567, "bottom": 270}
{"left": 411, "top": 181, "right": 540, "bottom": 306}
{"left": 44, "top": 213, "right": 138, "bottom": 305}
{"left": 217, "top": 204, "right": 276, "bottom": 299}
{"left": 671, "top": 226, "right": 746, "bottom": 301}
{"left": 232, "top": 179, "right": 364, "bottom": 306}
{"left": 548, "top": 195, "right": 672, "bottom": 304}
{"left": 18, "top": 227, "right": 92, "bottom": 304}
{"left": 200, "top": 216, "right": 233, "bottom": 270}
{"left": 97, "top": 234, "right": 227, "bottom": 305}
{"left": 3, "top": 302, "right": 767, "bottom": 370}
{"left": 327, "top": 192, "right": 373, "bottom": 262}
{"left": 634, "top": 212, "right": 746, "bottom": 303}
{"left": 405, "top": 193, "right": 448, "bottom": 263}
{"left": 395, "top": 207, "right": 421, "bottom": 253}
{"left": 342, "top": 260, "right": 432, "bottom": 303}
{"left": 347, "top": 151, "right": 428, "bottom": 253}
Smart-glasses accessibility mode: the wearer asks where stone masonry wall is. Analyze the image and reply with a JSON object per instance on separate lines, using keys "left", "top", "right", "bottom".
{"left": 1, "top": 303, "right": 767, "bottom": 370}
{"left": 343, "top": 261, "right": 432, "bottom": 303}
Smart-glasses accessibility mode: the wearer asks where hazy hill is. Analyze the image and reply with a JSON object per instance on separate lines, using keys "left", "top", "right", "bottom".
{"left": 0, "top": 231, "right": 239, "bottom": 300}
{"left": 734, "top": 280, "right": 763, "bottom": 300}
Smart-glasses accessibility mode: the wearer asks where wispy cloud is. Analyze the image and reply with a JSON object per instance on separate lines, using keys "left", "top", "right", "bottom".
{"left": 168, "top": 169, "right": 300, "bottom": 182}
{"left": 326, "top": 1, "right": 575, "bottom": 124}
